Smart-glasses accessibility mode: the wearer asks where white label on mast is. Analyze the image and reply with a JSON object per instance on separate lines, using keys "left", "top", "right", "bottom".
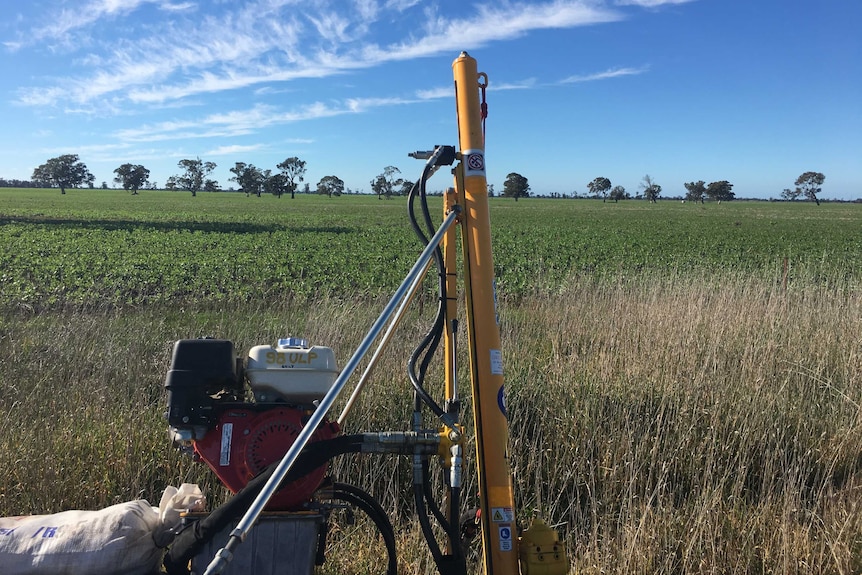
{"left": 463, "top": 149, "right": 485, "bottom": 177}
{"left": 490, "top": 349, "right": 503, "bottom": 375}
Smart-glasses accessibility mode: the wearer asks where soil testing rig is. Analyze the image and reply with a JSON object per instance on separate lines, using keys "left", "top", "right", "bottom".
{"left": 161, "top": 52, "right": 568, "bottom": 575}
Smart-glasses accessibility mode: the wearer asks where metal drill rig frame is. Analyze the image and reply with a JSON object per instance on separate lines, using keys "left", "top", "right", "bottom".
{"left": 197, "top": 52, "right": 567, "bottom": 575}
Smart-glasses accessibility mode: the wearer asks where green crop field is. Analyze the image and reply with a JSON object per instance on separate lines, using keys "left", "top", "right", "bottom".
{"left": 1, "top": 188, "right": 860, "bottom": 309}
{"left": 2, "top": 188, "right": 862, "bottom": 574}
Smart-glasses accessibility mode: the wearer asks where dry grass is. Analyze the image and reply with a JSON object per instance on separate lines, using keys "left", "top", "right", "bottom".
{"left": 505, "top": 273, "right": 862, "bottom": 573}
{"left": 1, "top": 273, "right": 861, "bottom": 573}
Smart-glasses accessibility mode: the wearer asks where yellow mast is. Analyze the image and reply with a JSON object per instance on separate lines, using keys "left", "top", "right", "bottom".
{"left": 451, "top": 51, "right": 519, "bottom": 575}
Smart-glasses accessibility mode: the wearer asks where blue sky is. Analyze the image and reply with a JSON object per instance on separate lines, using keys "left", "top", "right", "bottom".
{"left": 1, "top": 0, "right": 860, "bottom": 200}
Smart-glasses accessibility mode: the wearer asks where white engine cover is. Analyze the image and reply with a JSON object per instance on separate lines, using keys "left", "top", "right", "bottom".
{"left": 246, "top": 341, "right": 339, "bottom": 404}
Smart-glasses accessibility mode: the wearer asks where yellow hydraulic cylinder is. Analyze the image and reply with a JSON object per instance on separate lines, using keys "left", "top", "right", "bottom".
{"left": 452, "top": 51, "right": 519, "bottom": 575}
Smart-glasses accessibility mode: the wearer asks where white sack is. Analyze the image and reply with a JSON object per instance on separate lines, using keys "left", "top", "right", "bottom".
{"left": 0, "top": 484, "right": 205, "bottom": 575}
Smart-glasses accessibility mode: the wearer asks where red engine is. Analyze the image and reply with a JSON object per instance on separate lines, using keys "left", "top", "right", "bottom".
{"left": 165, "top": 338, "right": 342, "bottom": 511}
{"left": 193, "top": 408, "right": 340, "bottom": 510}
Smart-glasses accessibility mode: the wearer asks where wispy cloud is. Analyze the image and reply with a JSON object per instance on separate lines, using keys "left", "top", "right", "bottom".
{"left": 40, "top": 141, "right": 133, "bottom": 156}
{"left": 23, "top": 0, "right": 193, "bottom": 47}
{"left": 159, "top": 2, "right": 196, "bottom": 11}
{"left": 205, "top": 144, "right": 264, "bottom": 156}
{"left": 14, "top": 1, "right": 622, "bottom": 109}
{"left": 114, "top": 101, "right": 345, "bottom": 142}
{"left": 492, "top": 79, "right": 539, "bottom": 91}
{"left": 415, "top": 87, "right": 452, "bottom": 100}
{"left": 560, "top": 66, "right": 649, "bottom": 83}
{"left": 616, "top": 0, "right": 695, "bottom": 6}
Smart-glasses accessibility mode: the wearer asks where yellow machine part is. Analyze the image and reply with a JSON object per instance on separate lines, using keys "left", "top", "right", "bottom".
{"left": 518, "top": 518, "right": 569, "bottom": 575}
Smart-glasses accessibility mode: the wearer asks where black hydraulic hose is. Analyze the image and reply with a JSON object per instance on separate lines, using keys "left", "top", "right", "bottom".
{"left": 331, "top": 482, "right": 398, "bottom": 575}
{"left": 408, "top": 306, "right": 446, "bottom": 417}
{"left": 417, "top": 160, "right": 439, "bottom": 246}
{"left": 422, "top": 458, "right": 451, "bottom": 531}
{"left": 408, "top": 179, "right": 431, "bottom": 246}
{"left": 420, "top": 458, "right": 467, "bottom": 567}
{"left": 406, "top": 161, "right": 448, "bottom": 419}
{"left": 163, "top": 435, "right": 364, "bottom": 575}
{"left": 448, "top": 486, "right": 465, "bottom": 563}
{"left": 414, "top": 482, "right": 445, "bottom": 565}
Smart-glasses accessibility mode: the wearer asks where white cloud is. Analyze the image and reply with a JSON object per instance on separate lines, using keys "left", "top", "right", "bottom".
{"left": 345, "top": 96, "right": 419, "bottom": 112}
{"left": 113, "top": 94, "right": 422, "bottom": 144}
{"left": 385, "top": 0, "right": 421, "bottom": 10}
{"left": 560, "top": 66, "right": 649, "bottom": 83}
{"left": 415, "top": 86, "right": 452, "bottom": 100}
{"left": 29, "top": 0, "right": 150, "bottom": 43}
{"left": 158, "top": 2, "right": 196, "bottom": 11}
{"left": 39, "top": 141, "right": 133, "bottom": 156}
{"left": 14, "top": 1, "right": 622, "bottom": 109}
{"left": 114, "top": 101, "right": 346, "bottom": 142}
{"left": 492, "top": 79, "right": 539, "bottom": 91}
{"left": 205, "top": 144, "right": 264, "bottom": 156}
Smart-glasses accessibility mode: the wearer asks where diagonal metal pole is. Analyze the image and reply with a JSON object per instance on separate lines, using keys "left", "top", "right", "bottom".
{"left": 203, "top": 207, "right": 461, "bottom": 575}
{"left": 337, "top": 257, "right": 431, "bottom": 426}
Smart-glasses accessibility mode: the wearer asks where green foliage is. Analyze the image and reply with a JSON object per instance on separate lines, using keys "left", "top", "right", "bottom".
{"left": 113, "top": 163, "right": 150, "bottom": 195}
{"left": 229, "top": 162, "right": 264, "bottom": 196}
{"left": 277, "top": 157, "right": 306, "bottom": 199}
{"left": 370, "top": 166, "right": 401, "bottom": 199}
{"left": 684, "top": 180, "right": 706, "bottom": 202}
{"left": 31, "top": 154, "right": 94, "bottom": 194}
{"left": 174, "top": 158, "right": 216, "bottom": 196}
{"left": 782, "top": 187, "right": 802, "bottom": 200}
{"left": 706, "top": 180, "right": 734, "bottom": 202}
{"left": 609, "top": 185, "right": 628, "bottom": 202}
{"left": 317, "top": 175, "right": 345, "bottom": 197}
{"left": 502, "top": 172, "right": 530, "bottom": 201}
{"left": 795, "top": 171, "right": 826, "bottom": 205}
{"left": 588, "top": 176, "right": 611, "bottom": 200}
{"left": 640, "top": 174, "right": 661, "bottom": 203}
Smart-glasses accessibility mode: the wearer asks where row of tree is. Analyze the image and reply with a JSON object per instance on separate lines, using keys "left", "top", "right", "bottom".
{"left": 23, "top": 155, "right": 827, "bottom": 204}
{"left": 27, "top": 154, "right": 409, "bottom": 199}
{"left": 580, "top": 172, "right": 826, "bottom": 204}
{"left": 582, "top": 174, "right": 663, "bottom": 202}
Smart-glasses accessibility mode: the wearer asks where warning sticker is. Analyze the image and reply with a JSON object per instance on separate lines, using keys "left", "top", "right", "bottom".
{"left": 463, "top": 149, "right": 486, "bottom": 177}
{"left": 490, "top": 349, "right": 503, "bottom": 375}
{"left": 498, "top": 525, "right": 513, "bottom": 551}
{"left": 491, "top": 507, "right": 515, "bottom": 523}
{"left": 220, "top": 423, "right": 233, "bottom": 466}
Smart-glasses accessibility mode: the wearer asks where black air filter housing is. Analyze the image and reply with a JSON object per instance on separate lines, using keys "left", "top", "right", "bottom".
{"left": 165, "top": 338, "right": 240, "bottom": 427}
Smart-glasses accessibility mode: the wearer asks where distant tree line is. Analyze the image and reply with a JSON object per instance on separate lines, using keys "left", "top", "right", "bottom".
{"left": 569, "top": 172, "right": 827, "bottom": 205}
{"left": 8, "top": 155, "right": 831, "bottom": 205}
{"left": 16, "top": 154, "right": 398, "bottom": 199}
{"left": 0, "top": 178, "right": 45, "bottom": 188}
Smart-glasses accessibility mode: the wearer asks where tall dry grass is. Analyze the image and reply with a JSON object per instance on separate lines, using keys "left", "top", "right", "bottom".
{"left": 505, "top": 273, "right": 862, "bottom": 573}
{"left": 1, "top": 272, "right": 861, "bottom": 573}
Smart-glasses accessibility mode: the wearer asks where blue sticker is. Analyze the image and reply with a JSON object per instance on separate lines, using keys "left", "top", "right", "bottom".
{"left": 497, "top": 385, "right": 507, "bottom": 419}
